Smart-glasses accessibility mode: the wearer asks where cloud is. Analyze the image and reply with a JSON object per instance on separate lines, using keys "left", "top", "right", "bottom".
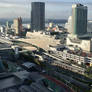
{"left": 0, "top": 2, "right": 29, "bottom": 19}
{"left": 0, "top": 3, "right": 22, "bottom": 8}
{"left": 0, "top": 0, "right": 92, "bottom": 19}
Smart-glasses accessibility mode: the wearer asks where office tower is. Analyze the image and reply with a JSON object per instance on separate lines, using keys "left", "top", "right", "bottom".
{"left": 13, "top": 17, "right": 22, "bottom": 36}
{"left": 65, "top": 16, "right": 72, "bottom": 34}
{"left": 6, "top": 21, "right": 9, "bottom": 30}
{"left": 6, "top": 21, "right": 9, "bottom": 34}
{"left": 31, "top": 2, "right": 45, "bottom": 31}
{"left": 72, "top": 4, "right": 88, "bottom": 35}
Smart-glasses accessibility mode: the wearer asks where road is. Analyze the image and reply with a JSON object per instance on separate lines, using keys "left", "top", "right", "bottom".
{"left": 43, "top": 52, "right": 85, "bottom": 74}
{"left": 0, "top": 48, "right": 12, "bottom": 51}
{"left": 0, "top": 37, "right": 13, "bottom": 45}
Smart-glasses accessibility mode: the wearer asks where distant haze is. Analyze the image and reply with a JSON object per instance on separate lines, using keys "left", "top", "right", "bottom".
{"left": 0, "top": 0, "right": 92, "bottom": 20}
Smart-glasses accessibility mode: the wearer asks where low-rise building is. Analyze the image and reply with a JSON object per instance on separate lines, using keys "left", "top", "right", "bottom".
{"left": 50, "top": 49, "right": 92, "bottom": 66}
{"left": 66, "top": 34, "right": 92, "bottom": 52}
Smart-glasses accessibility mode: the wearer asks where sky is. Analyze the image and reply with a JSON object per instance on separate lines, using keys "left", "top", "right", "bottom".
{"left": 0, "top": 0, "right": 92, "bottom": 20}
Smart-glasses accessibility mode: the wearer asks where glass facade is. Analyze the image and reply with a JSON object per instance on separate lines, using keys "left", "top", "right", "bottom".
{"left": 31, "top": 2, "right": 45, "bottom": 31}
{"left": 72, "top": 4, "right": 88, "bottom": 35}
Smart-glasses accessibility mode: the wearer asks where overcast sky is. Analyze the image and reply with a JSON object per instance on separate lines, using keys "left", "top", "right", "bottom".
{"left": 0, "top": 0, "right": 92, "bottom": 20}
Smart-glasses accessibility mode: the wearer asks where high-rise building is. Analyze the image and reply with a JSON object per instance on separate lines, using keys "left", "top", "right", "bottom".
{"left": 6, "top": 21, "right": 9, "bottom": 34}
{"left": 65, "top": 16, "right": 72, "bottom": 34}
{"left": 31, "top": 2, "right": 45, "bottom": 31}
{"left": 72, "top": 4, "right": 88, "bottom": 35}
{"left": 13, "top": 17, "right": 22, "bottom": 36}
{"left": 6, "top": 21, "right": 9, "bottom": 29}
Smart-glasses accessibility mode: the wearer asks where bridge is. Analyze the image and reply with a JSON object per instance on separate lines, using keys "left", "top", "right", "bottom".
{"left": 0, "top": 37, "right": 13, "bottom": 45}
{"left": 43, "top": 52, "right": 85, "bottom": 74}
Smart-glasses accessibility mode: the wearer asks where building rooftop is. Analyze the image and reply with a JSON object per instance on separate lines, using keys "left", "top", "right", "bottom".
{"left": 72, "top": 3, "right": 87, "bottom": 8}
{"left": 0, "top": 71, "right": 51, "bottom": 92}
{"left": 76, "top": 3, "right": 83, "bottom": 7}
{"left": 0, "top": 75, "right": 22, "bottom": 90}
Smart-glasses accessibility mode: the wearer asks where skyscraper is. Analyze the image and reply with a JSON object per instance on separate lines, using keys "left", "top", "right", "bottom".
{"left": 13, "top": 17, "right": 22, "bottom": 36}
{"left": 31, "top": 2, "right": 45, "bottom": 31}
{"left": 72, "top": 4, "right": 88, "bottom": 35}
{"left": 65, "top": 16, "right": 72, "bottom": 34}
{"left": 6, "top": 21, "right": 9, "bottom": 34}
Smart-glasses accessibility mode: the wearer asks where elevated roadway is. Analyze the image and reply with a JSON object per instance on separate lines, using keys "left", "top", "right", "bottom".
{"left": 0, "top": 37, "right": 13, "bottom": 45}
{"left": 43, "top": 52, "right": 85, "bottom": 74}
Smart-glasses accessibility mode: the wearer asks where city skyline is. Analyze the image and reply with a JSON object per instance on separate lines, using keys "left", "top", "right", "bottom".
{"left": 0, "top": 0, "right": 92, "bottom": 19}
{"left": 0, "top": 1, "right": 92, "bottom": 92}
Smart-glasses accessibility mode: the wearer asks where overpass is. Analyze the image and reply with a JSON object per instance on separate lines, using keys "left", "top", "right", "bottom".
{"left": 0, "top": 48, "right": 12, "bottom": 51}
{"left": 43, "top": 52, "right": 85, "bottom": 74}
{"left": 0, "top": 37, "right": 13, "bottom": 45}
